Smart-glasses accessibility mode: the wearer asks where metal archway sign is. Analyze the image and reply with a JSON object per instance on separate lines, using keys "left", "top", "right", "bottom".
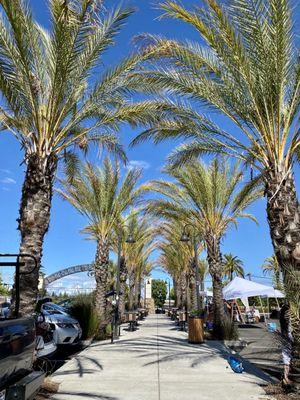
{"left": 44, "top": 263, "right": 94, "bottom": 286}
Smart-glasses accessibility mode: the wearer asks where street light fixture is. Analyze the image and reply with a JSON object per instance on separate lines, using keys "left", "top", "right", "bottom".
{"left": 180, "top": 224, "right": 203, "bottom": 315}
{"left": 179, "top": 232, "right": 190, "bottom": 243}
{"left": 125, "top": 234, "right": 136, "bottom": 244}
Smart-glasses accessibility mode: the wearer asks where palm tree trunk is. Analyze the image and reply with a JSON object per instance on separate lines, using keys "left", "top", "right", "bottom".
{"left": 134, "top": 275, "right": 140, "bottom": 309}
{"left": 206, "top": 234, "right": 227, "bottom": 339}
{"left": 137, "top": 276, "right": 142, "bottom": 308}
{"left": 18, "top": 154, "right": 57, "bottom": 315}
{"left": 175, "top": 276, "right": 182, "bottom": 308}
{"left": 119, "top": 256, "right": 127, "bottom": 317}
{"left": 128, "top": 271, "right": 135, "bottom": 310}
{"left": 266, "top": 167, "right": 300, "bottom": 275}
{"left": 188, "top": 264, "right": 197, "bottom": 311}
{"left": 173, "top": 276, "right": 178, "bottom": 307}
{"left": 180, "top": 272, "right": 187, "bottom": 309}
{"left": 185, "top": 272, "right": 190, "bottom": 311}
{"left": 94, "top": 239, "right": 109, "bottom": 329}
{"left": 266, "top": 167, "right": 300, "bottom": 388}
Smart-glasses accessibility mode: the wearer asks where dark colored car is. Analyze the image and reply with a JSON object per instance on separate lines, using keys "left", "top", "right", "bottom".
{"left": 0, "top": 317, "right": 35, "bottom": 391}
{"left": 0, "top": 254, "right": 45, "bottom": 399}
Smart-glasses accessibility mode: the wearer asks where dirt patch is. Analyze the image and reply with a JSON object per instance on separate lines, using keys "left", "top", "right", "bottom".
{"left": 264, "top": 383, "right": 300, "bottom": 399}
{"left": 35, "top": 378, "right": 59, "bottom": 399}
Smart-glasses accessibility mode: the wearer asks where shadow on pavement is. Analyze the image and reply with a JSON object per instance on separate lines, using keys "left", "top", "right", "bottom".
{"left": 52, "top": 392, "right": 118, "bottom": 400}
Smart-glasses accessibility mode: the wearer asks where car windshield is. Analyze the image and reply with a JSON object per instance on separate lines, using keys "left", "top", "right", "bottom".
{"left": 43, "top": 303, "right": 67, "bottom": 314}
{"left": 44, "top": 309, "right": 64, "bottom": 315}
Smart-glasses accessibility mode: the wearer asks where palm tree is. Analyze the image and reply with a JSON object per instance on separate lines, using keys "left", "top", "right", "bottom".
{"left": 156, "top": 219, "right": 205, "bottom": 310}
{"left": 146, "top": 159, "right": 261, "bottom": 338}
{"left": 58, "top": 159, "right": 145, "bottom": 327}
{"left": 263, "top": 255, "right": 283, "bottom": 290}
{"left": 0, "top": 0, "right": 167, "bottom": 315}
{"left": 158, "top": 240, "right": 189, "bottom": 309}
{"left": 223, "top": 254, "right": 244, "bottom": 283}
{"left": 117, "top": 212, "right": 155, "bottom": 312}
{"left": 133, "top": 0, "right": 300, "bottom": 384}
{"left": 132, "top": 0, "right": 300, "bottom": 312}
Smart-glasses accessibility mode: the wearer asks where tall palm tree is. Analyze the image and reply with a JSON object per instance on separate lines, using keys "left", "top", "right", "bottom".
{"left": 0, "top": 0, "right": 166, "bottom": 315}
{"left": 58, "top": 159, "right": 145, "bottom": 327}
{"left": 223, "top": 254, "right": 245, "bottom": 283}
{"left": 155, "top": 219, "right": 205, "bottom": 310}
{"left": 132, "top": 0, "right": 300, "bottom": 384}
{"left": 156, "top": 220, "right": 191, "bottom": 309}
{"left": 133, "top": 0, "right": 300, "bottom": 275}
{"left": 263, "top": 255, "right": 283, "bottom": 290}
{"left": 146, "top": 159, "right": 261, "bottom": 338}
{"left": 117, "top": 213, "right": 155, "bottom": 312}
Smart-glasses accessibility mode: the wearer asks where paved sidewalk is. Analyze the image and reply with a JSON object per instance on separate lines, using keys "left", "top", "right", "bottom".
{"left": 51, "top": 315, "right": 273, "bottom": 400}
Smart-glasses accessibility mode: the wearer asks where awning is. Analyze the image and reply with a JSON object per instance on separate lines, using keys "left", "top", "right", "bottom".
{"left": 223, "top": 277, "right": 285, "bottom": 300}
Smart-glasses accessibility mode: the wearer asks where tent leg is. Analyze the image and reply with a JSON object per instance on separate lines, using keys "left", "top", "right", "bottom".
{"left": 259, "top": 296, "right": 267, "bottom": 326}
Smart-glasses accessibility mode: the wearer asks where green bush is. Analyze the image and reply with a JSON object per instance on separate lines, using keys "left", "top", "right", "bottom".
{"left": 220, "top": 316, "right": 239, "bottom": 340}
{"left": 189, "top": 309, "right": 204, "bottom": 318}
{"left": 94, "top": 323, "right": 112, "bottom": 341}
{"left": 69, "top": 294, "right": 99, "bottom": 340}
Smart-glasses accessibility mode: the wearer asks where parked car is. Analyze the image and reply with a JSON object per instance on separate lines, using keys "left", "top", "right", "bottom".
{"left": 35, "top": 315, "right": 57, "bottom": 358}
{"left": 39, "top": 302, "right": 82, "bottom": 345}
{"left": 0, "top": 302, "right": 11, "bottom": 318}
{"left": 0, "top": 253, "right": 46, "bottom": 400}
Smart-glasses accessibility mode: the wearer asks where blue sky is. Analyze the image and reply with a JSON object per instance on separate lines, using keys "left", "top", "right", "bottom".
{"left": 0, "top": 0, "right": 299, "bottom": 292}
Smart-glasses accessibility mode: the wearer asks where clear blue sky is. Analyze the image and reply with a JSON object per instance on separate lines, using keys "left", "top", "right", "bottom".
{"left": 0, "top": 0, "right": 299, "bottom": 292}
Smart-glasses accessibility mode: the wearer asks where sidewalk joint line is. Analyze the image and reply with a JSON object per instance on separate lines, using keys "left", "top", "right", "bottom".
{"left": 156, "top": 315, "right": 161, "bottom": 400}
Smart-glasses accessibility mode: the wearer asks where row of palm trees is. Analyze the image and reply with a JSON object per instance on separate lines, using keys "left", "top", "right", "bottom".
{"left": 145, "top": 158, "right": 262, "bottom": 338}
{"left": 0, "top": 0, "right": 299, "bottom": 389}
{"left": 57, "top": 159, "right": 154, "bottom": 327}
{"left": 133, "top": 0, "right": 299, "bottom": 386}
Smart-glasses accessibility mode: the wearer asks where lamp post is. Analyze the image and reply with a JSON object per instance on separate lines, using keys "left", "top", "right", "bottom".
{"left": 114, "top": 226, "right": 136, "bottom": 340}
{"left": 180, "top": 224, "right": 202, "bottom": 315}
{"left": 165, "top": 277, "right": 171, "bottom": 310}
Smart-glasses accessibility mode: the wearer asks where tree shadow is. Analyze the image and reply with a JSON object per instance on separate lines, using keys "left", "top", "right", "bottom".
{"left": 54, "top": 354, "right": 104, "bottom": 378}
{"left": 52, "top": 391, "right": 118, "bottom": 400}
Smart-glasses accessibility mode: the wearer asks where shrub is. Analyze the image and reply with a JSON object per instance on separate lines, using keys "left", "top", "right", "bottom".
{"left": 221, "top": 316, "right": 239, "bottom": 340}
{"left": 69, "top": 293, "right": 99, "bottom": 340}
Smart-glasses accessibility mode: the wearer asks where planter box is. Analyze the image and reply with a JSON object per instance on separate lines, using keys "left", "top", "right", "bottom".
{"left": 188, "top": 316, "right": 204, "bottom": 344}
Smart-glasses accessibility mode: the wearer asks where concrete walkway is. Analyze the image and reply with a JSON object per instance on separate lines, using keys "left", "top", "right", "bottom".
{"left": 51, "top": 315, "right": 273, "bottom": 400}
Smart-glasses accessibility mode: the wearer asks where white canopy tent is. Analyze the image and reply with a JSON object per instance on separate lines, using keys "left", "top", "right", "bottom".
{"left": 223, "top": 277, "right": 284, "bottom": 323}
{"left": 199, "top": 290, "right": 213, "bottom": 297}
{"left": 223, "top": 277, "right": 284, "bottom": 300}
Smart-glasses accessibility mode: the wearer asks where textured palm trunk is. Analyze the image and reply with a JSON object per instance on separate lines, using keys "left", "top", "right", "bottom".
{"left": 185, "top": 272, "right": 191, "bottom": 311}
{"left": 119, "top": 256, "right": 127, "bottom": 317}
{"left": 265, "top": 166, "right": 300, "bottom": 388}
{"left": 180, "top": 272, "right": 187, "bottom": 309}
{"left": 134, "top": 275, "right": 141, "bottom": 309}
{"left": 128, "top": 271, "right": 135, "bottom": 310}
{"left": 172, "top": 276, "right": 178, "bottom": 307}
{"left": 266, "top": 167, "right": 300, "bottom": 274}
{"left": 175, "top": 276, "right": 182, "bottom": 308}
{"left": 94, "top": 239, "right": 110, "bottom": 329}
{"left": 188, "top": 262, "right": 197, "bottom": 311}
{"left": 206, "top": 234, "right": 227, "bottom": 339}
{"left": 18, "top": 154, "right": 57, "bottom": 315}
